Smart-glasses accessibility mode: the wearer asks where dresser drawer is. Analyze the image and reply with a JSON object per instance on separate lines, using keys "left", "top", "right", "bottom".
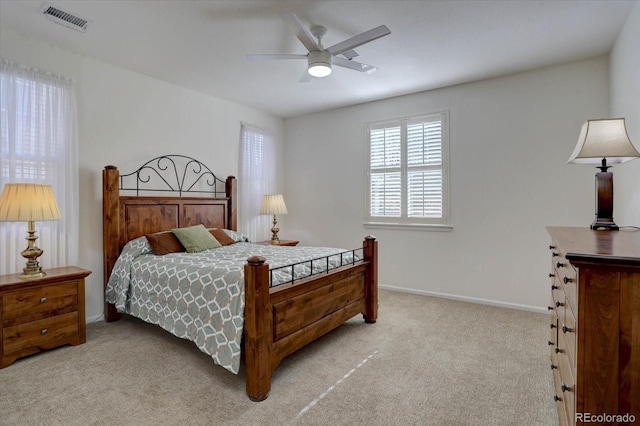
{"left": 3, "top": 311, "right": 79, "bottom": 355}
{"left": 561, "top": 303, "right": 577, "bottom": 372}
{"left": 557, "top": 340, "right": 576, "bottom": 426}
{"left": 2, "top": 281, "right": 78, "bottom": 320}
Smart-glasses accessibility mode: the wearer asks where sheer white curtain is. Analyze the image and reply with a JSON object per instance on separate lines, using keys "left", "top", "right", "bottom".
{"left": 0, "top": 59, "right": 79, "bottom": 275}
{"left": 239, "top": 122, "right": 276, "bottom": 242}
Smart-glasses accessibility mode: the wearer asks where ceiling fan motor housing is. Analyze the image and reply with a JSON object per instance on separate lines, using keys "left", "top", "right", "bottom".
{"left": 308, "top": 50, "right": 332, "bottom": 77}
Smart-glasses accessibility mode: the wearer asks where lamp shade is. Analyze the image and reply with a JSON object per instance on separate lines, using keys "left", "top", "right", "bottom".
{"left": 0, "top": 183, "right": 62, "bottom": 222}
{"left": 260, "top": 194, "right": 288, "bottom": 215}
{"left": 567, "top": 118, "right": 640, "bottom": 165}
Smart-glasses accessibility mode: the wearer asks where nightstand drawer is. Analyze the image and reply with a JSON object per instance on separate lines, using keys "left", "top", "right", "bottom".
{"left": 3, "top": 311, "right": 79, "bottom": 355}
{"left": 2, "top": 281, "right": 78, "bottom": 320}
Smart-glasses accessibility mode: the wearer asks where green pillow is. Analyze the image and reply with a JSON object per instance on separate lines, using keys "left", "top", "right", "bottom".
{"left": 172, "top": 224, "right": 221, "bottom": 253}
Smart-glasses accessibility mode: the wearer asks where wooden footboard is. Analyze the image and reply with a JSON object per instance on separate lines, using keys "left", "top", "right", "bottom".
{"left": 243, "top": 236, "right": 377, "bottom": 401}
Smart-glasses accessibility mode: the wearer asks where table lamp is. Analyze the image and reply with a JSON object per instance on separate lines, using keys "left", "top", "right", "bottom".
{"left": 0, "top": 183, "right": 62, "bottom": 278}
{"left": 260, "top": 194, "right": 288, "bottom": 243}
{"left": 567, "top": 118, "right": 640, "bottom": 230}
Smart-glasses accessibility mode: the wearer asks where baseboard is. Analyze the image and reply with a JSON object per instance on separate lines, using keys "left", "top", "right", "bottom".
{"left": 86, "top": 313, "right": 105, "bottom": 323}
{"left": 379, "top": 284, "right": 548, "bottom": 314}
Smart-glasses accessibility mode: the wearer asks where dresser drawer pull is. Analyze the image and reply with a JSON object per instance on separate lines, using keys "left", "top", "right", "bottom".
{"left": 555, "top": 301, "right": 564, "bottom": 308}
{"left": 555, "top": 347, "right": 563, "bottom": 354}
{"left": 563, "top": 276, "right": 574, "bottom": 284}
{"left": 549, "top": 245, "right": 556, "bottom": 250}
{"left": 561, "top": 383, "right": 573, "bottom": 393}
{"left": 551, "top": 284, "right": 558, "bottom": 290}
{"left": 40, "top": 297, "right": 47, "bottom": 303}
{"left": 548, "top": 306, "right": 554, "bottom": 311}
{"left": 552, "top": 252, "right": 559, "bottom": 257}
{"left": 549, "top": 273, "right": 555, "bottom": 278}
{"left": 556, "top": 262, "right": 564, "bottom": 268}
{"left": 554, "top": 395, "right": 562, "bottom": 402}
{"left": 548, "top": 341, "right": 554, "bottom": 346}
{"left": 562, "top": 324, "right": 574, "bottom": 334}
{"left": 550, "top": 364, "right": 557, "bottom": 370}
{"left": 550, "top": 323, "right": 557, "bottom": 329}
{"left": 41, "top": 328, "right": 48, "bottom": 335}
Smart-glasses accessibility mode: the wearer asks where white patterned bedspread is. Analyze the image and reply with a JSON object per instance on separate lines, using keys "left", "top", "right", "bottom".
{"left": 105, "top": 237, "right": 360, "bottom": 374}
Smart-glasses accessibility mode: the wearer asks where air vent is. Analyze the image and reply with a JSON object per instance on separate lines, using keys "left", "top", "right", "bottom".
{"left": 41, "top": 3, "right": 88, "bottom": 32}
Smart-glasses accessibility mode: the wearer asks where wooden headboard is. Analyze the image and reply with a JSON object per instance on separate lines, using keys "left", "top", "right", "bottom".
{"left": 102, "top": 155, "right": 237, "bottom": 320}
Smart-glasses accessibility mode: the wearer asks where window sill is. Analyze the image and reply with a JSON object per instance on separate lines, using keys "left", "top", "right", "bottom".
{"left": 363, "top": 222, "right": 453, "bottom": 232}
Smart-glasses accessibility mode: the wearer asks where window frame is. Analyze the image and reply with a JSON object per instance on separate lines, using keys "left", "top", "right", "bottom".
{"left": 365, "top": 110, "right": 451, "bottom": 230}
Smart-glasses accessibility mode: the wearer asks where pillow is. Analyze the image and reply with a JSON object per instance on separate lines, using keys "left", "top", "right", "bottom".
{"left": 172, "top": 224, "right": 222, "bottom": 253}
{"left": 223, "top": 229, "right": 251, "bottom": 243}
{"left": 209, "top": 228, "right": 236, "bottom": 246}
{"left": 145, "top": 231, "right": 185, "bottom": 255}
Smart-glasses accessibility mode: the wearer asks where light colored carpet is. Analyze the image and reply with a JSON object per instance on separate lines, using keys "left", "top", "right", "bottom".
{"left": 0, "top": 290, "right": 558, "bottom": 425}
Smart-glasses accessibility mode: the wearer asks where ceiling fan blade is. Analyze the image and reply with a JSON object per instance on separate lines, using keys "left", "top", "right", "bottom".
{"left": 299, "top": 70, "right": 313, "bottom": 83}
{"left": 280, "top": 12, "right": 319, "bottom": 52}
{"left": 246, "top": 54, "right": 307, "bottom": 61}
{"left": 333, "top": 56, "right": 378, "bottom": 74}
{"left": 326, "top": 25, "right": 391, "bottom": 56}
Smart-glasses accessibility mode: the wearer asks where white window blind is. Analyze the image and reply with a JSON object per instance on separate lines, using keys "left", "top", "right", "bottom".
{"left": 367, "top": 111, "right": 449, "bottom": 227}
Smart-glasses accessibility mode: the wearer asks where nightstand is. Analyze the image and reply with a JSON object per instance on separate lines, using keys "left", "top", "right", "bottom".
{"left": 255, "top": 240, "right": 299, "bottom": 246}
{"left": 0, "top": 266, "right": 91, "bottom": 368}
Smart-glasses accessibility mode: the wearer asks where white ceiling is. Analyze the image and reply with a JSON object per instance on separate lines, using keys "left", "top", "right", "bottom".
{"left": 0, "top": 0, "right": 635, "bottom": 118}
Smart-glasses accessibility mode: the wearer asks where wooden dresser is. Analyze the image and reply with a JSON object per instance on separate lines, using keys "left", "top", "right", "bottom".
{"left": 546, "top": 227, "right": 639, "bottom": 426}
{"left": 0, "top": 266, "right": 91, "bottom": 368}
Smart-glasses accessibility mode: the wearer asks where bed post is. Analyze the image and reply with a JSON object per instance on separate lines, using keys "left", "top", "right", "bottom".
{"left": 243, "top": 256, "right": 273, "bottom": 401}
{"left": 363, "top": 235, "right": 378, "bottom": 324}
{"left": 226, "top": 176, "right": 237, "bottom": 231}
{"left": 103, "top": 165, "right": 121, "bottom": 322}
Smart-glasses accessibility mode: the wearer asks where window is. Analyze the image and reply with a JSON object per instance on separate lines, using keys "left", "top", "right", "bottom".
{"left": 0, "top": 59, "right": 79, "bottom": 274}
{"left": 238, "top": 123, "right": 276, "bottom": 241}
{"left": 366, "top": 111, "right": 449, "bottom": 228}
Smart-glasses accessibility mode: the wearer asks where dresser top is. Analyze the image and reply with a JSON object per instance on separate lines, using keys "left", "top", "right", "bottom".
{"left": 547, "top": 227, "right": 640, "bottom": 267}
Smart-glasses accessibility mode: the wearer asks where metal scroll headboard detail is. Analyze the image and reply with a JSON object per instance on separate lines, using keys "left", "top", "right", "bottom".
{"left": 119, "top": 155, "right": 227, "bottom": 196}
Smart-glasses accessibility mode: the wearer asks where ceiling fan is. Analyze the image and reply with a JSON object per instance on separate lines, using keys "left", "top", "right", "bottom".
{"left": 246, "top": 12, "right": 391, "bottom": 82}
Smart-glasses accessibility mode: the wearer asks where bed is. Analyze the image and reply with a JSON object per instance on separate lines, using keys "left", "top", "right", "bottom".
{"left": 102, "top": 155, "right": 378, "bottom": 401}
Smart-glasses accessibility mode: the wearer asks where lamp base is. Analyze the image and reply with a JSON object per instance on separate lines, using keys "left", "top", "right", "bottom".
{"left": 591, "top": 168, "right": 618, "bottom": 231}
{"left": 270, "top": 214, "right": 280, "bottom": 243}
{"left": 19, "top": 221, "right": 46, "bottom": 279}
{"left": 590, "top": 218, "right": 619, "bottom": 231}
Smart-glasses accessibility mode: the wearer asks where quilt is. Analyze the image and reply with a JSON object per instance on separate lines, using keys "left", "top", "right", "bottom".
{"left": 105, "top": 236, "right": 359, "bottom": 374}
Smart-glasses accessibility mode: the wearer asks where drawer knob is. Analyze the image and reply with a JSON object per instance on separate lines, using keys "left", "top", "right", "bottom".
{"left": 551, "top": 284, "right": 558, "bottom": 290}
{"left": 562, "top": 324, "right": 574, "bottom": 334}
{"left": 552, "top": 252, "right": 559, "bottom": 257}
{"left": 550, "top": 323, "right": 557, "bottom": 329}
{"left": 554, "top": 395, "right": 562, "bottom": 402}
{"left": 548, "top": 340, "right": 554, "bottom": 346}
{"left": 41, "top": 328, "right": 48, "bottom": 335}
{"left": 549, "top": 273, "right": 555, "bottom": 278}
{"left": 40, "top": 297, "right": 47, "bottom": 303}
{"left": 550, "top": 364, "right": 558, "bottom": 370}
{"left": 556, "top": 301, "right": 564, "bottom": 308}
{"left": 556, "top": 261, "right": 564, "bottom": 268}
{"left": 563, "top": 276, "right": 574, "bottom": 284}
{"left": 548, "top": 306, "right": 554, "bottom": 311}
{"left": 561, "top": 383, "right": 573, "bottom": 393}
{"left": 555, "top": 347, "right": 563, "bottom": 354}
{"left": 549, "top": 245, "right": 556, "bottom": 250}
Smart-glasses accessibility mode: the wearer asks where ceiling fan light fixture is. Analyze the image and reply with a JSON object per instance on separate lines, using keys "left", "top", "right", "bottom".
{"left": 308, "top": 50, "right": 332, "bottom": 78}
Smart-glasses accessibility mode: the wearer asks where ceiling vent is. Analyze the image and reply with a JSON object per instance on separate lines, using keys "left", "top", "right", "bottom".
{"left": 41, "top": 3, "right": 88, "bottom": 33}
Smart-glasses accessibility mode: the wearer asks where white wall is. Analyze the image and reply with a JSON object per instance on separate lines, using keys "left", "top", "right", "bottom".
{"left": 284, "top": 57, "right": 609, "bottom": 311}
{"left": 610, "top": 1, "right": 640, "bottom": 226}
{"left": 1, "top": 29, "right": 285, "bottom": 322}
